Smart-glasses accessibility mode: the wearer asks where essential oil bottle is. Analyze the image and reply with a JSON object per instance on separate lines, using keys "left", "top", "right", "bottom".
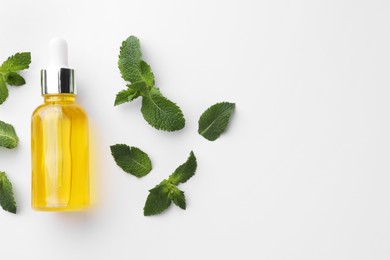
{"left": 31, "top": 38, "right": 89, "bottom": 211}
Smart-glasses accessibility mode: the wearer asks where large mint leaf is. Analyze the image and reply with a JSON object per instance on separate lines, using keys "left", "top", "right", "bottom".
{"left": 117, "top": 36, "right": 155, "bottom": 86}
{"left": 118, "top": 36, "right": 143, "bottom": 83}
{"left": 141, "top": 94, "right": 185, "bottom": 131}
{"left": 117, "top": 36, "right": 156, "bottom": 87}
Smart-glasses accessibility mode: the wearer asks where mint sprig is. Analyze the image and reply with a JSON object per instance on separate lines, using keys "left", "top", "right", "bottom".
{"left": 110, "top": 144, "right": 152, "bottom": 178}
{"left": 115, "top": 36, "right": 185, "bottom": 132}
{"left": 0, "top": 52, "right": 31, "bottom": 104}
{"left": 0, "top": 171, "right": 17, "bottom": 214}
{"left": 198, "top": 102, "right": 235, "bottom": 141}
{"left": 144, "top": 151, "right": 197, "bottom": 216}
{"left": 0, "top": 52, "right": 29, "bottom": 215}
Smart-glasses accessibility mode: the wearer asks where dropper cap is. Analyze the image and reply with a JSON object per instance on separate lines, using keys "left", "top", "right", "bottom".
{"left": 41, "top": 38, "right": 76, "bottom": 95}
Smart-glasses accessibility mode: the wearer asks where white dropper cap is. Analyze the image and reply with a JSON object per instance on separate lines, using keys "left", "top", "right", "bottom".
{"left": 49, "top": 37, "right": 69, "bottom": 68}
{"left": 41, "top": 37, "right": 75, "bottom": 95}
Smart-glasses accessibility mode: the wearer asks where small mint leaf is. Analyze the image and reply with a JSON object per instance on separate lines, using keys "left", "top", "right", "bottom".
{"left": 6, "top": 72, "right": 25, "bottom": 86}
{"left": 169, "top": 186, "right": 186, "bottom": 210}
{"left": 114, "top": 88, "right": 139, "bottom": 106}
{"left": 110, "top": 144, "right": 152, "bottom": 177}
{"left": 0, "top": 76, "right": 8, "bottom": 105}
{"left": 0, "top": 120, "right": 18, "bottom": 149}
{"left": 168, "top": 151, "right": 197, "bottom": 185}
{"left": 0, "top": 172, "right": 17, "bottom": 214}
{"left": 127, "top": 81, "right": 149, "bottom": 97}
{"left": 198, "top": 102, "right": 235, "bottom": 141}
{"left": 150, "top": 87, "right": 162, "bottom": 96}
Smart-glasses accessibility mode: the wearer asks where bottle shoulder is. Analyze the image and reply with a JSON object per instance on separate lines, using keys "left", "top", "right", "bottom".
{"left": 32, "top": 102, "right": 88, "bottom": 120}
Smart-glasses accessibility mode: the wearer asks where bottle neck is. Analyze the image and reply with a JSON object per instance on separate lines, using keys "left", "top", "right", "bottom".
{"left": 44, "top": 94, "right": 76, "bottom": 104}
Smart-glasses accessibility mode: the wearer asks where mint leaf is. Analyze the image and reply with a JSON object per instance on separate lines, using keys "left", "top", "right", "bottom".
{"left": 140, "top": 61, "right": 155, "bottom": 87}
{"left": 0, "top": 52, "right": 31, "bottom": 73}
{"left": 0, "top": 120, "right": 18, "bottom": 149}
{"left": 150, "top": 86, "right": 162, "bottom": 96}
{"left": 0, "top": 76, "right": 8, "bottom": 105}
{"left": 114, "top": 88, "right": 139, "bottom": 106}
{"left": 110, "top": 144, "right": 152, "bottom": 177}
{"left": 144, "top": 151, "right": 197, "bottom": 216}
{"left": 115, "top": 80, "right": 151, "bottom": 106}
{"left": 141, "top": 94, "right": 185, "bottom": 131}
{"left": 144, "top": 182, "right": 172, "bottom": 216}
{"left": 118, "top": 35, "right": 156, "bottom": 87}
{"left": 127, "top": 81, "right": 150, "bottom": 97}
{"left": 0, "top": 172, "right": 17, "bottom": 214}
{"left": 198, "top": 102, "right": 235, "bottom": 141}
{"left": 6, "top": 72, "right": 25, "bottom": 86}
{"left": 118, "top": 36, "right": 143, "bottom": 83}
{"left": 169, "top": 185, "right": 186, "bottom": 210}
{"left": 144, "top": 183, "right": 186, "bottom": 215}
{"left": 0, "top": 52, "right": 31, "bottom": 104}
{"left": 168, "top": 151, "right": 197, "bottom": 185}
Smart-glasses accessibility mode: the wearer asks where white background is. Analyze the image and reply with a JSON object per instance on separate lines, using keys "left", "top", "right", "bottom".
{"left": 0, "top": 0, "right": 389, "bottom": 259}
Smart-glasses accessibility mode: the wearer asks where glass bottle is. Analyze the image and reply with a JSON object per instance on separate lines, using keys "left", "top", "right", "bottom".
{"left": 31, "top": 38, "right": 89, "bottom": 211}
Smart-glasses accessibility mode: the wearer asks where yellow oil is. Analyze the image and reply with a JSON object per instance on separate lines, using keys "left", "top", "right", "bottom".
{"left": 31, "top": 94, "right": 89, "bottom": 211}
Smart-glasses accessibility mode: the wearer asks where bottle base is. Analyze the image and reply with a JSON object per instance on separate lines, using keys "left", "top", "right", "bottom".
{"left": 32, "top": 204, "right": 89, "bottom": 212}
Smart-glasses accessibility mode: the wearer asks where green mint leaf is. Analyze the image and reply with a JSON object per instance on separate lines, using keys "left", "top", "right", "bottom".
{"left": 6, "top": 72, "right": 25, "bottom": 86}
{"left": 0, "top": 172, "right": 17, "bottom": 214}
{"left": 144, "top": 151, "right": 196, "bottom": 216}
{"left": 118, "top": 36, "right": 143, "bottom": 83}
{"left": 117, "top": 35, "right": 156, "bottom": 87}
{"left": 150, "top": 86, "right": 162, "bottom": 96}
{"left": 144, "top": 182, "right": 187, "bottom": 216}
{"left": 0, "top": 120, "right": 18, "bottom": 149}
{"left": 198, "top": 102, "right": 235, "bottom": 141}
{"left": 140, "top": 60, "right": 155, "bottom": 87}
{"left": 127, "top": 81, "right": 149, "bottom": 97}
{"left": 168, "top": 151, "right": 197, "bottom": 185}
{"left": 169, "top": 185, "right": 186, "bottom": 210}
{"left": 0, "top": 76, "right": 8, "bottom": 105}
{"left": 144, "top": 182, "right": 172, "bottom": 216}
{"left": 0, "top": 52, "right": 31, "bottom": 73}
{"left": 110, "top": 144, "right": 152, "bottom": 177}
{"left": 141, "top": 94, "right": 185, "bottom": 131}
{"left": 114, "top": 88, "right": 139, "bottom": 106}
{"left": 0, "top": 52, "right": 31, "bottom": 104}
